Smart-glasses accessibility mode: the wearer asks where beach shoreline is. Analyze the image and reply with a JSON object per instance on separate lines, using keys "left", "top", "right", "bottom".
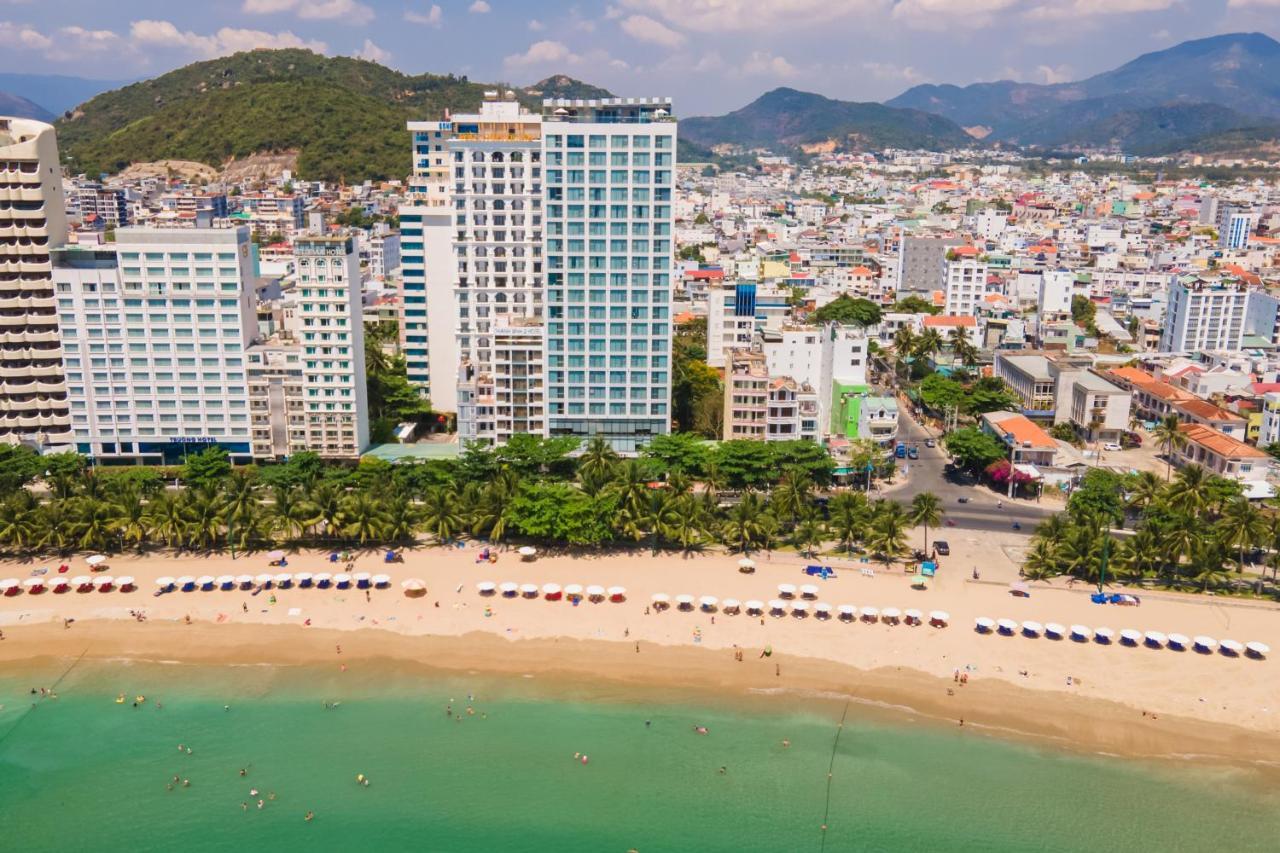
{"left": 3, "top": 541, "right": 1279, "bottom": 770}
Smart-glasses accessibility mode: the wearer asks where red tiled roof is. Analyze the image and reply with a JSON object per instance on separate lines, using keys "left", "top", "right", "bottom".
{"left": 1178, "top": 423, "right": 1268, "bottom": 459}
{"left": 923, "top": 315, "right": 977, "bottom": 327}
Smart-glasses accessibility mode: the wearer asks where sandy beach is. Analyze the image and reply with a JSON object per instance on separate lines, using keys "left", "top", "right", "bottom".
{"left": 3, "top": 532, "right": 1279, "bottom": 766}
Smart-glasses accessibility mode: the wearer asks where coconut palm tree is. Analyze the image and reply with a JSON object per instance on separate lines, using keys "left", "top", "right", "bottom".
{"left": 306, "top": 481, "right": 345, "bottom": 541}
{"left": 1188, "top": 538, "right": 1232, "bottom": 592}
{"left": 1158, "top": 518, "right": 1197, "bottom": 586}
{"left": 184, "top": 485, "right": 225, "bottom": 551}
{"left": 1031, "top": 514, "right": 1069, "bottom": 551}
{"left": 145, "top": 492, "right": 190, "bottom": 550}
{"left": 791, "top": 511, "right": 827, "bottom": 558}
{"left": 828, "top": 491, "right": 869, "bottom": 554}
{"left": 610, "top": 459, "right": 654, "bottom": 518}
{"left": 1020, "top": 539, "right": 1060, "bottom": 581}
{"left": 1217, "top": 496, "right": 1267, "bottom": 573}
{"left": 1058, "top": 520, "right": 1105, "bottom": 584}
{"left": 221, "top": 471, "right": 261, "bottom": 553}
{"left": 770, "top": 468, "right": 812, "bottom": 528}
{"left": 383, "top": 494, "right": 420, "bottom": 544}
{"left": 1113, "top": 527, "right": 1161, "bottom": 584}
{"left": 577, "top": 435, "right": 618, "bottom": 482}
{"left": 659, "top": 495, "right": 708, "bottom": 553}
{"left": 340, "top": 491, "right": 390, "bottom": 545}
{"left": 892, "top": 325, "right": 918, "bottom": 380}
{"left": 1124, "top": 471, "right": 1164, "bottom": 514}
{"left": 419, "top": 486, "right": 463, "bottom": 544}
{"left": 908, "top": 491, "right": 943, "bottom": 556}
{"left": 865, "top": 501, "right": 908, "bottom": 569}
{"left": 67, "top": 497, "right": 121, "bottom": 553}
{"left": 266, "top": 485, "right": 314, "bottom": 544}
{"left": 1165, "top": 464, "right": 1209, "bottom": 517}
{"left": 947, "top": 326, "right": 979, "bottom": 375}
{"left": 1151, "top": 414, "right": 1187, "bottom": 480}
{"left": 720, "top": 492, "right": 772, "bottom": 554}
{"left": 914, "top": 327, "right": 944, "bottom": 362}
{"left": 0, "top": 490, "right": 40, "bottom": 553}
{"left": 114, "top": 497, "right": 150, "bottom": 551}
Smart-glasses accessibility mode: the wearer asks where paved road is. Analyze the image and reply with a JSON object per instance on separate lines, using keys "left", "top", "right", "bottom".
{"left": 884, "top": 406, "right": 1059, "bottom": 535}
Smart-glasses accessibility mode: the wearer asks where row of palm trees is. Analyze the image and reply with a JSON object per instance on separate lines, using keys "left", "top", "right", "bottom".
{"left": 892, "top": 323, "right": 980, "bottom": 377}
{"left": 1023, "top": 465, "right": 1276, "bottom": 593}
{"left": 0, "top": 455, "right": 948, "bottom": 564}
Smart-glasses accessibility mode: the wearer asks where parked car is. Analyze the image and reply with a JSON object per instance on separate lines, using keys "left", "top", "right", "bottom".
{"left": 957, "top": 496, "right": 970, "bottom": 504}
{"left": 934, "top": 541, "right": 951, "bottom": 556}
{"left": 924, "top": 438, "right": 936, "bottom": 448}
{"left": 907, "top": 446, "right": 919, "bottom": 459}
{"left": 1103, "top": 442, "right": 1122, "bottom": 452}
{"left": 1122, "top": 432, "right": 1143, "bottom": 448}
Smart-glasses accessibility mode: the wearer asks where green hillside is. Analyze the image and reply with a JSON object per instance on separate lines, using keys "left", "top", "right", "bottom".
{"left": 57, "top": 49, "right": 538, "bottom": 182}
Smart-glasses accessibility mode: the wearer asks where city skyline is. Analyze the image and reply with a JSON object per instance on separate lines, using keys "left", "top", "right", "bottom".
{"left": 1, "top": 2, "right": 1278, "bottom": 114}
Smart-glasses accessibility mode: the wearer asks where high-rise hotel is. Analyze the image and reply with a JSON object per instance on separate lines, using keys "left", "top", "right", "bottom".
{"left": 402, "top": 94, "right": 676, "bottom": 452}
{"left": 0, "top": 118, "right": 72, "bottom": 451}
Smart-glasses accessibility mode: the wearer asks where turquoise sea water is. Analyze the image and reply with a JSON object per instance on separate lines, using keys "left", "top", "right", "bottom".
{"left": 1, "top": 658, "right": 1277, "bottom": 853}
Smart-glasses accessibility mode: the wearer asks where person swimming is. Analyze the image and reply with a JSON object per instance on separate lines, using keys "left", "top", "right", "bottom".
{"left": 305, "top": 811, "right": 314, "bottom": 822}
{"left": 250, "top": 788, "right": 259, "bottom": 797}
{"left": 239, "top": 768, "right": 247, "bottom": 777}
{"left": 693, "top": 725, "right": 709, "bottom": 735}
{"left": 182, "top": 779, "right": 190, "bottom": 787}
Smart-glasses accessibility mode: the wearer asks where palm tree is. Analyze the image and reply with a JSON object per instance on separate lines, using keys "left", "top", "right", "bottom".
{"left": 865, "top": 501, "right": 908, "bottom": 569}
{"left": 1113, "top": 528, "right": 1161, "bottom": 584}
{"left": 1151, "top": 414, "right": 1187, "bottom": 480}
{"left": 383, "top": 493, "right": 420, "bottom": 544}
{"left": 266, "top": 485, "right": 314, "bottom": 544}
{"left": 0, "top": 491, "right": 40, "bottom": 553}
{"left": 67, "top": 497, "right": 121, "bottom": 553}
{"left": 145, "top": 492, "right": 190, "bottom": 550}
{"left": 35, "top": 500, "right": 73, "bottom": 554}
{"left": 892, "top": 325, "right": 918, "bottom": 380}
{"left": 306, "top": 482, "right": 345, "bottom": 540}
{"left": 1158, "top": 518, "right": 1197, "bottom": 586}
{"left": 791, "top": 511, "right": 827, "bottom": 558}
{"left": 720, "top": 492, "right": 772, "bottom": 554}
{"left": 1020, "top": 539, "right": 1060, "bottom": 581}
{"left": 339, "top": 492, "right": 390, "bottom": 545}
{"left": 1189, "top": 538, "right": 1232, "bottom": 592}
{"left": 908, "top": 491, "right": 943, "bottom": 556}
{"left": 471, "top": 475, "right": 518, "bottom": 544}
{"left": 947, "top": 326, "right": 979, "bottom": 374}
{"left": 577, "top": 436, "right": 618, "bottom": 482}
{"left": 1124, "top": 471, "right": 1164, "bottom": 515}
{"left": 659, "top": 495, "right": 708, "bottom": 553}
{"left": 1059, "top": 522, "right": 1105, "bottom": 584}
{"left": 1031, "top": 514, "right": 1069, "bottom": 551}
{"left": 610, "top": 459, "right": 653, "bottom": 518}
{"left": 114, "top": 497, "right": 150, "bottom": 551}
{"left": 770, "top": 468, "right": 812, "bottom": 527}
{"left": 914, "top": 327, "right": 944, "bottom": 362}
{"left": 221, "top": 471, "right": 261, "bottom": 553}
{"left": 184, "top": 485, "right": 225, "bottom": 551}
{"left": 419, "top": 486, "right": 463, "bottom": 544}
{"left": 1217, "top": 496, "right": 1266, "bottom": 573}
{"left": 828, "top": 491, "right": 869, "bottom": 554}
{"left": 1165, "top": 464, "right": 1209, "bottom": 517}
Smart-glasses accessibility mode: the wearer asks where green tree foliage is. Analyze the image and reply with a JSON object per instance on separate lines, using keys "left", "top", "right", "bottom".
{"left": 642, "top": 433, "right": 710, "bottom": 477}
{"left": 891, "top": 295, "right": 940, "bottom": 315}
{"left": 918, "top": 373, "right": 965, "bottom": 412}
{"left": 809, "top": 295, "right": 883, "bottom": 327}
{"left": 672, "top": 318, "right": 723, "bottom": 437}
{"left": 961, "top": 377, "right": 1020, "bottom": 416}
{"left": 1067, "top": 469, "right": 1127, "bottom": 526}
{"left": 943, "top": 427, "right": 1006, "bottom": 471}
{"left": 1071, "top": 294, "right": 1098, "bottom": 332}
{"left": 181, "top": 447, "right": 232, "bottom": 488}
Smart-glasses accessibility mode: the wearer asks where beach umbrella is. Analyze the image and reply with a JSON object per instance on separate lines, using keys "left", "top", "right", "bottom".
{"left": 1020, "top": 620, "right": 1043, "bottom": 636}
{"left": 333, "top": 573, "right": 352, "bottom": 589}
{"left": 564, "top": 584, "right": 584, "bottom": 598}
{"left": 48, "top": 576, "right": 69, "bottom": 592}
{"left": 745, "top": 600, "right": 765, "bottom": 615}
{"left": 860, "top": 606, "right": 879, "bottom": 622}
{"left": 273, "top": 574, "right": 292, "bottom": 588}
{"left": 93, "top": 575, "right": 116, "bottom": 590}
{"left": 777, "top": 583, "right": 797, "bottom": 598}
{"left": 254, "top": 573, "right": 274, "bottom": 586}
{"left": 1245, "top": 641, "right": 1269, "bottom": 658}
{"left": 215, "top": 575, "right": 235, "bottom": 589}
{"left": 738, "top": 558, "right": 755, "bottom": 573}
{"left": 1094, "top": 627, "right": 1114, "bottom": 643}
{"left": 882, "top": 606, "right": 902, "bottom": 623}
{"left": 295, "top": 572, "right": 314, "bottom": 587}
{"left": 607, "top": 586, "right": 626, "bottom": 602}
{"left": 903, "top": 608, "right": 922, "bottom": 625}
{"left": 911, "top": 575, "right": 929, "bottom": 589}
{"left": 1192, "top": 635, "right": 1217, "bottom": 652}
{"left": 372, "top": 574, "right": 391, "bottom": 588}
{"left": 86, "top": 555, "right": 106, "bottom": 567}
{"left": 1119, "top": 629, "right": 1142, "bottom": 645}
{"left": 499, "top": 582, "right": 519, "bottom": 597}
{"left": 313, "top": 573, "right": 333, "bottom": 588}
{"left": 1070, "top": 624, "right": 1092, "bottom": 641}
{"left": 814, "top": 602, "right": 832, "bottom": 619}
{"left": 401, "top": 578, "right": 426, "bottom": 590}
{"left": 1143, "top": 631, "right": 1167, "bottom": 648}
{"left": 177, "top": 575, "right": 197, "bottom": 591}
{"left": 542, "top": 583, "right": 562, "bottom": 600}
{"left": 722, "top": 598, "right": 741, "bottom": 613}
{"left": 354, "top": 572, "right": 372, "bottom": 589}
{"left": 518, "top": 546, "right": 537, "bottom": 556}
{"left": 267, "top": 550, "right": 286, "bottom": 561}
{"left": 237, "top": 574, "right": 256, "bottom": 588}
{"left": 675, "top": 594, "right": 695, "bottom": 610}
{"left": 23, "top": 577, "right": 46, "bottom": 591}
{"left": 1219, "top": 639, "right": 1243, "bottom": 655}
{"left": 975, "top": 616, "right": 995, "bottom": 633}
{"left": 768, "top": 599, "right": 787, "bottom": 615}
{"left": 155, "top": 576, "right": 175, "bottom": 591}
{"left": 116, "top": 576, "right": 136, "bottom": 591}
{"left": 1166, "top": 633, "right": 1190, "bottom": 650}
{"left": 476, "top": 581, "right": 497, "bottom": 595}
{"left": 586, "top": 585, "right": 606, "bottom": 600}
{"left": 996, "top": 618, "right": 1017, "bottom": 635}
{"left": 0, "top": 578, "right": 19, "bottom": 594}
{"left": 1044, "top": 622, "right": 1066, "bottom": 639}
{"left": 929, "top": 611, "right": 950, "bottom": 627}
{"left": 196, "top": 575, "right": 215, "bottom": 590}
{"left": 799, "top": 584, "right": 819, "bottom": 599}
{"left": 521, "top": 583, "right": 539, "bottom": 598}
{"left": 791, "top": 601, "right": 809, "bottom": 616}
{"left": 838, "top": 604, "right": 856, "bottom": 622}
{"left": 699, "top": 595, "right": 718, "bottom": 611}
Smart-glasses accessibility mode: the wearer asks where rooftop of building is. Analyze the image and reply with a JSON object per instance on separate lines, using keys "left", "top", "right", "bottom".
{"left": 1176, "top": 398, "right": 1246, "bottom": 423}
{"left": 1177, "top": 422, "right": 1268, "bottom": 458}
{"left": 1072, "top": 371, "right": 1126, "bottom": 393}
{"left": 922, "top": 315, "right": 977, "bottom": 328}
{"left": 997, "top": 353, "right": 1053, "bottom": 379}
{"left": 983, "top": 411, "right": 1057, "bottom": 449}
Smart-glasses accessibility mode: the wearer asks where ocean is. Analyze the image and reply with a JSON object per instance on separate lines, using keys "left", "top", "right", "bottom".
{"left": 1, "top": 657, "right": 1277, "bottom": 852}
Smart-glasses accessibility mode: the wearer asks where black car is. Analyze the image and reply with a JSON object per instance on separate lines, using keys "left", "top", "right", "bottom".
{"left": 957, "top": 496, "right": 969, "bottom": 504}
{"left": 934, "top": 541, "right": 950, "bottom": 556}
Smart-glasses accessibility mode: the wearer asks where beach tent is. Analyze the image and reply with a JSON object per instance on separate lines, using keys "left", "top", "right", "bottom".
{"left": 607, "top": 586, "right": 627, "bottom": 602}
{"left": 1119, "top": 629, "right": 1142, "bottom": 645}
{"left": 155, "top": 577, "right": 176, "bottom": 592}
{"left": 197, "top": 576, "right": 216, "bottom": 590}
{"left": 116, "top": 576, "right": 135, "bottom": 591}
{"left": 745, "top": 600, "right": 765, "bottom": 615}
{"left": 273, "top": 574, "right": 292, "bottom": 588}
{"left": 23, "top": 577, "right": 46, "bottom": 592}
{"left": 799, "top": 584, "right": 819, "bottom": 599}
{"left": 996, "top": 618, "right": 1017, "bottom": 635}
{"left": 542, "top": 583, "right": 562, "bottom": 601}
{"left": 1020, "top": 620, "right": 1043, "bottom": 637}
{"left": 722, "top": 598, "right": 741, "bottom": 614}
{"left": 738, "top": 558, "right": 755, "bottom": 573}
{"left": 1192, "top": 635, "right": 1217, "bottom": 652}
{"left": 1167, "top": 633, "right": 1190, "bottom": 650}
{"left": 1245, "top": 642, "right": 1269, "bottom": 659}
{"left": 500, "top": 582, "right": 519, "bottom": 597}
{"left": 768, "top": 599, "right": 787, "bottom": 616}
{"left": 860, "top": 607, "right": 879, "bottom": 622}
{"left": 586, "top": 585, "right": 606, "bottom": 601}
{"left": 975, "top": 616, "right": 995, "bottom": 633}
{"left": 814, "top": 602, "right": 833, "bottom": 619}
{"left": 1143, "top": 631, "right": 1167, "bottom": 648}
{"left": 699, "top": 595, "right": 718, "bottom": 612}
{"left": 903, "top": 608, "right": 922, "bottom": 626}
{"left": 49, "top": 577, "right": 70, "bottom": 593}
{"left": 650, "top": 592, "right": 670, "bottom": 608}
{"left": 675, "top": 594, "right": 695, "bottom": 611}
{"left": 401, "top": 579, "right": 426, "bottom": 597}
{"left": 777, "top": 583, "right": 797, "bottom": 598}
{"left": 86, "top": 555, "right": 107, "bottom": 567}
{"left": 254, "top": 573, "right": 274, "bottom": 587}
{"left": 838, "top": 604, "right": 856, "bottom": 622}
{"left": 1220, "top": 639, "right": 1243, "bottom": 655}
{"left": 882, "top": 607, "right": 902, "bottom": 624}
{"left": 520, "top": 583, "right": 539, "bottom": 598}
{"left": 518, "top": 546, "right": 537, "bottom": 561}
{"left": 1070, "top": 625, "right": 1092, "bottom": 641}
{"left": 0, "top": 578, "right": 19, "bottom": 595}
{"left": 354, "top": 572, "right": 372, "bottom": 589}
{"left": 911, "top": 575, "right": 929, "bottom": 589}
{"left": 236, "top": 574, "right": 255, "bottom": 589}
{"left": 791, "top": 601, "right": 809, "bottom": 617}
{"left": 267, "top": 550, "right": 286, "bottom": 561}
{"left": 564, "top": 584, "right": 584, "bottom": 600}
{"left": 929, "top": 611, "right": 950, "bottom": 627}
{"left": 1094, "top": 627, "right": 1114, "bottom": 643}
{"left": 217, "top": 575, "right": 236, "bottom": 590}
{"left": 295, "top": 573, "right": 314, "bottom": 588}
{"left": 333, "top": 573, "right": 353, "bottom": 589}
{"left": 1044, "top": 622, "right": 1065, "bottom": 639}
{"left": 93, "top": 576, "right": 116, "bottom": 590}
{"left": 477, "top": 581, "right": 497, "bottom": 595}
{"left": 313, "top": 573, "right": 333, "bottom": 588}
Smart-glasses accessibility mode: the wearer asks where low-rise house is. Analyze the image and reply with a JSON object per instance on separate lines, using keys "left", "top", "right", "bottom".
{"left": 1175, "top": 423, "right": 1270, "bottom": 483}
{"left": 981, "top": 411, "right": 1058, "bottom": 467}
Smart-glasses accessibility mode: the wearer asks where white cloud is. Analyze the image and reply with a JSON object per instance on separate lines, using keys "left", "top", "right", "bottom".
{"left": 129, "top": 19, "right": 328, "bottom": 58}
{"left": 891, "top": 0, "right": 1020, "bottom": 29}
{"left": 1227, "top": 0, "right": 1280, "bottom": 6}
{"left": 1024, "top": 0, "right": 1174, "bottom": 20}
{"left": 1035, "top": 63, "right": 1073, "bottom": 83}
{"left": 0, "top": 20, "right": 52, "bottom": 50}
{"left": 404, "top": 3, "right": 443, "bottom": 26}
{"left": 527, "top": 19, "right": 545, "bottom": 31}
{"left": 619, "top": 14, "right": 685, "bottom": 47}
{"left": 738, "top": 51, "right": 798, "bottom": 78}
{"left": 622, "top": 0, "right": 886, "bottom": 32}
{"left": 504, "top": 39, "right": 578, "bottom": 68}
{"left": 354, "top": 38, "right": 390, "bottom": 63}
{"left": 468, "top": 0, "right": 491, "bottom": 12}
{"left": 861, "top": 61, "right": 927, "bottom": 84}
{"left": 242, "top": 0, "right": 375, "bottom": 24}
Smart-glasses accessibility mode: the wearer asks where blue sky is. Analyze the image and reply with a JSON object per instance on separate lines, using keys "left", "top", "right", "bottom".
{"left": 1, "top": 1, "right": 1277, "bottom": 114}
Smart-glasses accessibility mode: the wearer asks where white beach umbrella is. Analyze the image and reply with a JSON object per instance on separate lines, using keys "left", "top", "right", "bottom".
{"left": 23, "top": 577, "right": 46, "bottom": 590}
{"left": 73, "top": 575, "right": 95, "bottom": 591}
{"left": 86, "top": 555, "right": 106, "bottom": 566}
{"left": 353, "top": 571, "right": 371, "bottom": 581}
{"left": 722, "top": 598, "right": 741, "bottom": 613}
{"left": 116, "top": 576, "right": 136, "bottom": 590}
{"left": 799, "top": 584, "right": 820, "bottom": 599}
{"left": 777, "top": 583, "right": 797, "bottom": 598}
{"left": 791, "top": 601, "right": 809, "bottom": 615}
{"left": 49, "top": 577, "right": 70, "bottom": 591}
{"left": 1069, "top": 624, "right": 1092, "bottom": 640}
{"left": 1143, "top": 631, "right": 1167, "bottom": 647}
{"left": 236, "top": 574, "right": 256, "bottom": 587}
{"left": 518, "top": 546, "right": 537, "bottom": 557}
{"left": 838, "top": 604, "right": 856, "bottom": 621}
{"left": 155, "top": 576, "right": 175, "bottom": 589}
{"left": 814, "top": 602, "right": 832, "bottom": 618}
{"left": 1119, "top": 628, "right": 1142, "bottom": 644}
{"left": 675, "top": 594, "right": 695, "bottom": 609}
{"left": 477, "top": 581, "right": 497, "bottom": 594}
{"left": 975, "top": 616, "right": 996, "bottom": 632}
{"left": 882, "top": 607, "right": 902, "bottom": 622}
{"left": 768, "top": 599, "right": 787, "bottom": 614}
{"left": 520, "top": 583, "right": 539, "bottom": 597}
{"left": 861, "top": 606, "right": 879, "bottom": 620}
{"left": 196, "top": 575, "right": 215, "bottom": 588}
{"left": 295, "top": 572, "right": 314, "bottom": 586}
{"left": 93, "top": 575, "right": 116, "bottom": 589}
{"left": 1094, "top": 627, "right": 1114, "bottom": 643}
{"left": 333, "top": 573, "right": 352, "bottom": 587}
{"left": 1044, "top": 622, "right": 1066, "bottom": 638}
{"left": 1192, "top": 635, "right": 1217, "bottom": 651}
{"left": 0, "top": 578, "right": 19, "bottom": 592}
{"left": 216, "top": 575, "right": 235, "bottom": 588}
{"left": 607, "top": 586, "right": 626, "bottom": 601}
{"left": 564, "top": 584, "right": 584, "bottom": 597}
{"left": 699, "top": 595, "right": 718, "bottom": 610}
{"left": 176, "top": 575, "right": 196, "bottom": 590}
{"left": 401, "top": 578, "right": 426, "bottom": 590}
{"left": 542, "top": 583, "right": 562, "bottom": 597}
{"left": 1246, "top": 641, "right": 1270, "bottom": 658}
{"left": 500, "top": 582, "right": 519, "bottom": 596}
{"left": 745, "top": 600, "right": 765, "bottom": 614}
{"left": 267, "top": 550, "right": 286, "bottom": 561}
{"left": 903, "top": 608, "right": 923, "bottom": 625}
{"left": 929, "top": 610, "right": 950, "bottom": 626}
{"left": 737, "top": 558, "right": 755, "bottom": 572}
{"left": 586, "top": 585, "right": 606, "bottom": 599}
{"left": 254, "top": 573, "right": 274, "bottom": 585}
{"left": 1220, "top": 639, "right": 1244, "bottom": 654}
{"left": 372, "top": 574, "right": 391, "bottom": 587}
{"left": 273, "top": 574, "right": 292, "bottom": 586}
{"left": 1020, "top": 620, "right": 1043, "bottom": 636}
{"left": 1166, "top": 633, "right": 1190, "bottom": 649}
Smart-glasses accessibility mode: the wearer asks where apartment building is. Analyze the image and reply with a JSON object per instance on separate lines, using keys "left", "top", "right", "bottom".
{"left": 543, "top": 97, "right": 676, "bottom": 452}
{"left": 1066, "top": 371, "right": 1131, "bottom": 444}
{"left": 75, "top": 181, "right": 130, "bottom": 229}
{"left": 0, "top": 117, "right": 72, "bottom": 451}
{"left": 943, "top": 249, "right": 987, "bottom": 316}
{"left": 246, "top": 341, "right": 304, "bottom": 460}
{"left": 993, "top": 353, "right": 1057, "bottom": 417}
{"left": 897, "top": 234, "right": 961, "bottom": 296}
{"left": 54, "top": 227, "right": 258, "bottom": 464}
{"left": 1217, "top": 205, "right": 1257, "bottom": 251}
{"left": 1259, "top": 391, "right": 1280, "bottom": 448}
{"left": 293, "top": 235, "right": 369, "bottom": 457}
{"left": 1160, "top": 277, "right": 1248, "bottom": 353}
{"left": 705, "top": 280, "right": 789, "bottom": 368}
{"left": 722, "top": 349, "right": 817, "bottom": 442}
